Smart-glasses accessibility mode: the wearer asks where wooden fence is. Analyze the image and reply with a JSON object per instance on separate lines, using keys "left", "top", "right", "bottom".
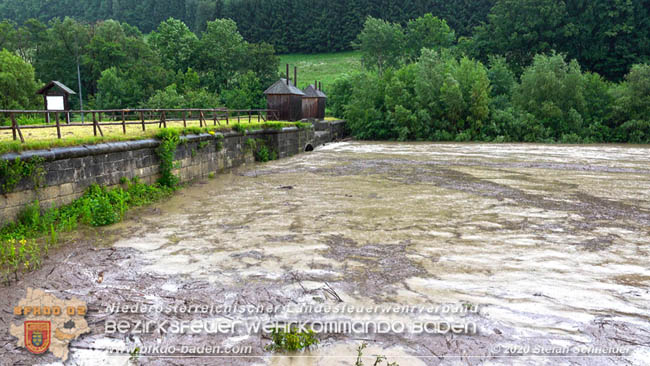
{"left": 0, "top": 108, "right": 280, "bottom": 143}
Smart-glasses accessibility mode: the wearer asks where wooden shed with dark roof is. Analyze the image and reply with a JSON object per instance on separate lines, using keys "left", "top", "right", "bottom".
{"left": 315, "top": 83, "right": 327, "bottom": 120}
{"left": 301, "top": 84, "right": 320, "bottom": 119}
{"left": 264, "top": 78, "right": 305, "bottom": 121}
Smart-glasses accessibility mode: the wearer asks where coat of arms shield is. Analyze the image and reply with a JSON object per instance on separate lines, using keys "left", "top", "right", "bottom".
{"left": 24, "top": 321, "right": 51, "bottom": 354}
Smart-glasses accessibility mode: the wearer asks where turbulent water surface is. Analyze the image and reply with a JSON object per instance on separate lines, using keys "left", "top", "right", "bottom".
{"left": 2, "top": 142, "right": 650, "bottom": 366}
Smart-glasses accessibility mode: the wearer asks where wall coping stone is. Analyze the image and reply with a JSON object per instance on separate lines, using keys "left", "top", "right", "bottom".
{"left": 0, "top": 129, "right": 308, "bottom": 163}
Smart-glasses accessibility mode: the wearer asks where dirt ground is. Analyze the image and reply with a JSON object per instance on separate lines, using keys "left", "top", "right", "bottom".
{"left": 1, "top": 142, "right": 649, "bottom": 366}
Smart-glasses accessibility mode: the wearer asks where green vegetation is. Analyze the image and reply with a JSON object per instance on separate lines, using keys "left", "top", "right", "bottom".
{"left": 0, "top": 0, "right": 495, "bottom": 50}
{"left": 245, "top": 138, "right": 278, "bottom": 163}
{"left": 0, "top": 177, "right": 174, "bottom": 285}
{"left": 0, "top": 156, "right": 44, "bottom": 194}
{"left": 355, "top": 343, "right": 399, "bottom": 366}
{"left": 0, "top": 49, "right": 39, "bottom": 110}
{"left": 155, "top": 129, "right": 181, "bottom": 188}
{"left": 0, "top": 0, "right": 647, "bottom": 144}
{"left": 472, "top": 0, "right": 649, "bottom": 80}
{"left": 0, "top": 16, "right": 278, "bottom": 113}
{"left": 265, "top": 326, "right": 319, "bottom": 352}
{"left": 278, "top": 52, "right": 363, "bottom": 89}
{"left": 331, "top": 13, "right": 650, "bottom": 144}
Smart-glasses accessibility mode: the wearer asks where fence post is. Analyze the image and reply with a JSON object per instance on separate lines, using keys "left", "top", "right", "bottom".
{"left": 121, "top": 110, "right": 126, "bottom": 134}
{"left": 249, "top": 110, "right": 252, "bottom": 123}
{"left": 183, "top": 111, "right": 187, "bottom": 128}
{"left": 199, "top": 111, "right": 204, "bottom": 128}
{"left": 93, "top": 112, "right": 104, "bottom": 137}
{"left": 92, "top": 112, "right": 97, "bottom": 136}
{"left": 141, "top": 111, "right": 146, "bottom": 131}
{"left": 226, "top": 110, "right": 229, "bottom": 125}
{"left": 55, "top": 112, "right": 61, "bottom": 139}
{"left": 258, "top": 111, "right": 260, "bottom": 122}
{"left": 10, "top": 112, "right": 24, "bottom": 142}
{"left": 162, "top": 111, "right": 167, "bottom": 128}
{"left": 11, "top": 113, "right": 16, "bottom": 141}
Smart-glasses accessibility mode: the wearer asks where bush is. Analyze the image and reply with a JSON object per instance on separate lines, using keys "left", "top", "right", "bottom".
{"left": 255, "top": 145, "right": 271, "bottom": 162}
{"left": 88, "top": 194, "right": 118, "bottom": 226}
{"left": 512, "top": 53, "right": 586, "bottom": 138}
{"left": 328, "top": 75, "right": 357, "bottom": 118}
{"left": 156, "top": 129, "right": 180, "bottom": 188}
{"left": 616, "top": 120, "right": 650, "bottom": 143}
{"left": 0, "top": 49, "right": 40, "bottom": 110}
{"left": 415, "top": 49, "right": 490, "bottom": 137}
{"left": 220, "top": 71, "right": 265, "bottom": 109}
{"left": 265, "top": 327, "right": 318, "bottom": 352}
{"left": 344, "top": 72, "right": 397, "bottom": 140}
{"left": 612, "top": 64, "right": 650, "bottom": 127}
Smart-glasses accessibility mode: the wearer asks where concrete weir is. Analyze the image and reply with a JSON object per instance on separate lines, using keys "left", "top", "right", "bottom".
{"left": 0, "top": 121, "right": 347, "bottom": 223}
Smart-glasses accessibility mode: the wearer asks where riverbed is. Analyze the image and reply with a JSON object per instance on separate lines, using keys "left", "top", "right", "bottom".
{"left": 2, "top": 142, "right": 649, "bottom": 365}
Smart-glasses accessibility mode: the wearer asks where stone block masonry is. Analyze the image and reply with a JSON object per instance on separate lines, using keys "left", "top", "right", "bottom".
{"left": 0, "top": 125, "right": 339, "bottom": 223}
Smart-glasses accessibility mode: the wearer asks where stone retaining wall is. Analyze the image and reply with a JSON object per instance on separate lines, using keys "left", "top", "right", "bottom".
{"left": 0, "top": 126, "right": 325, "bottom": 223}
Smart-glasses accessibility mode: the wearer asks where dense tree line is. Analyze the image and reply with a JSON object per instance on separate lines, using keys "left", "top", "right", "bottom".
{"left": 331, "top": 14, "right": 650, "bottom": 144}
{"left": 0, "top": 17, "right": 278, "bottom": 112}
{"left": 472, "top": 0, "right": 650, "bottom": 80}
{"left": 2, "top": 0, "right": 647, "bottom": 80}
{"left": 0, "top": 0, "right": 495, "bottom": 52}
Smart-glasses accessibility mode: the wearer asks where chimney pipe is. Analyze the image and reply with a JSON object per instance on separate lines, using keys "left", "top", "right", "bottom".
{"left": 294, "top": 67, "right": 298, "bottom": 88}
{"left": 319, "top": 82, "right": 322, "bottom": 91}
{"left": 286, "top": 64, "right": 289, "bottom": 85}
{"left": 315, "top": 80, "right": 318, "bottom": 90}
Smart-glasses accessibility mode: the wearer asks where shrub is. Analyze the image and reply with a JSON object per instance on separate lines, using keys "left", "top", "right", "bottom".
{"left": 265, "top": 327, "right": 318, "bottom": 352}
{"left": 512, "top": 53, "right": 586, "bottom": 138}
{"left": 156, "top": 129, "right": 180, "bottom": 188}
{"left": 328, "top": 75, "right": 357, "bottom": 118}
{"left": 415, "top": 49, "right": 491, "bottom": 137}
{"left": 255, "top": 145, "right": 271, "bottom": 162}
{"left": 616, "top": 120, "right": 650, "bottom": 143}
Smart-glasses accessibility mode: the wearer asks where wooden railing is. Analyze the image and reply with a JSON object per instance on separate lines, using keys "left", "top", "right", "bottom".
{"left": 0, "top": 108, "right": 280, "bottom": 142}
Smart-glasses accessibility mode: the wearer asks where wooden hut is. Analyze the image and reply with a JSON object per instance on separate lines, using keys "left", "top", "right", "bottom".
{"left": 264, "top": 78, "right": 305, "bottom": 121}
{"left": 315, "top": 82, "right": 327, "bottom": 120}
{"left": 301, "top": 84, "right": 320, "bottom": 119}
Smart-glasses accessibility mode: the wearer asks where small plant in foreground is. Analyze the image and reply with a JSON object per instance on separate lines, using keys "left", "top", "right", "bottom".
{"left": 355, "top": 343, "right": 400, "bottom": 366}
{"left": 265, "top": 326, "right": 319, "bottom": 352}
{"left": 0, "top": 238, "right": 41, "bottom": 285}
{"left": 129, "top": 346, "right": 141, "bottom": 363}
{"left": 255, "top": 145, "right": 271, "bottom": 162}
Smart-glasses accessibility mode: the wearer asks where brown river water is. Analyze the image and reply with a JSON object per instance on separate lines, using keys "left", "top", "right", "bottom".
{"left": 2, "top": 142, "right": 649, "bottom": 365}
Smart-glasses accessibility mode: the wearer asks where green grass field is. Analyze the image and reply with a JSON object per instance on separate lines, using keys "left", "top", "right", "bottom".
{"left": 278, "top": 51, "right": 362, "bottom": 91}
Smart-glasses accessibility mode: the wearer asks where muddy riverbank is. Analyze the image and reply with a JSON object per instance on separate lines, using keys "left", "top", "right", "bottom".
{"left": 2, "top": 142, "right": 649, "bottom": 365}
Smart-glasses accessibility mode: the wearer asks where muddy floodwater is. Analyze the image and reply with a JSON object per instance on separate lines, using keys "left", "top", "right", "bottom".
{"left": 2, "top": 142, "right": 650, "bottom": 366}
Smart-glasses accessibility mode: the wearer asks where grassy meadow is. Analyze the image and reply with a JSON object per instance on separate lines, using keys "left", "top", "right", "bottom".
{"left": 278, "top": 51, "right": 362, "bottom": 91}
